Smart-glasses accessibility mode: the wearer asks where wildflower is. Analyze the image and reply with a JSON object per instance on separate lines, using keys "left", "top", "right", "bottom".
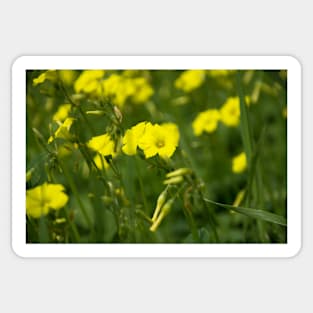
{"left": 220, "top": 97, "right": 241, "bottom": 127}
{"left": 138, "top": 123, "right": 180, "bottom": 159}
{"left": 192, "top": 109, "right": 220, "bottom": 136}
{"left": 130, "top": 77, "right": 154, "bottom": 104}
{"left": 48, "top": 117, "right": 75, "bottom": 143}
{"left": 122, "top": 121, "right": 151, "bottom": 155}
{"left": 58, "top": 70, "right": 76, "bottom": 86}
{"left": 26, "top": 183, "right": 69, "bottom": 218}
{"left": 33, "top": 70, "right": 56, "bottom": 86}
{"left": 52, "top": 104, "right": 71, "bottom": 122}
{"left": 232, "top": 152, "right": 247, "bottom": 173}
{"left": 87, "top": 133, "right": 115, "bottom": 156}
{"left": 74, "top": 70, "right": 105, "bottom": 94}
{"left": 101, "top": 74, "right": 153, "bottom": 108}
{"left": 175, "top": 70, "right": 206, "bottom": 93}
{"left": 207, "top": 70, "right": 234, "bottom": 77}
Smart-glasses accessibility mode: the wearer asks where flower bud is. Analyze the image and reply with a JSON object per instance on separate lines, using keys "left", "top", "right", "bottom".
{"left": 151, "top": 188, "right": 168, "bottom": 222}
{"left": 163, "top": 176, "right": 183, "bottom": 185}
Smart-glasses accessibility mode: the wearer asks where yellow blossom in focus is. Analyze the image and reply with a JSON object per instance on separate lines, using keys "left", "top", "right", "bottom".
{"left": 26, "top": 183, "right": 69, "bottom": 218}
{"left": 122, "top": 121, "right": 151, "bottom": 155}
{"left": 52, "top": 104, "right": 71, "bottom": 122}
{"left": 87, "top": 133, "right": 115, "bottom": 156}
{"left": 138, "top": 123, "right": 180, "bottom": 159}
{"left": 48, "top": 117, "right": 75, "bottom": 143}
{"left": 232, "top": 152, "right": 247, "bottom": 173}
{"left": 175, "top": 70, "right": 206, "bottom": 93}
{"left": 33, "top": 70, "right": 56, "bottom": 86}
{"left": 192, "top": 109, "right": 220, "bottom": 136}
{"left": 74, "top": 70, "right": 105, "bottom": 94}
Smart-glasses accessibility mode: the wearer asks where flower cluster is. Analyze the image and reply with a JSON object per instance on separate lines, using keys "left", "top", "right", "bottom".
{"left": 73, "top": 70, "right": 154, "bottom": 108}
{"left": 122, "top": 121, "right": 180, "bottom": 159}
{"left": 192, "top": 96, "right": 251, "bottom": 135}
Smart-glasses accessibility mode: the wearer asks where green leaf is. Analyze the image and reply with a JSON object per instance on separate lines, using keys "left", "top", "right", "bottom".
{"left": 204, "top": 198, "right": 287, "bottom": 226}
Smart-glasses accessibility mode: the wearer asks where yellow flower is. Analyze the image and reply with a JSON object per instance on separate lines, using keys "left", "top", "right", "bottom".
{"left": 48, "top": 117, "right": 75, "bottom": 143}
{"left": 52, "top": 104, "right": 71, "bottom": 122}
{"left": 232, "top": 152, "right": 247, "bottom": 173}
{"left": 138, "top": 123, "right": 180, "bottom": 159}
{"left": 26, "top": 183, "right": 69, "bottom": 218}
{"left": 122, "top": 121, "right": 150, "bottom": 155}
{"left": 58, "top": 70, "right": 76, "bottom": 86}
{"left": 130, "top": 77, "right": 154, "bottom": 104}
{"left": 192, "top": 109, "right": 220, "bottom": 136}
{"left": 33, "top": 70, "right": 56, "bottom": 86}
{"left": 101, "top": 75, "right": 154, "bottom": 108}
{"left": 74, "top": 70, "right": 105, "bottom": 94}
{"left": 220, "top": 96, "right": 251, "bottom": 127}
{"left": 220, "top": 97, "right": 241, "bottom": 127}
{"left": 87, "top": 133, "right": 115, "bottom": 156}
{"left": 175, "top": 70, "right": 206, "bottom": 93}
{"left": 207, "top": 70, "right": 234, "bottom": 77}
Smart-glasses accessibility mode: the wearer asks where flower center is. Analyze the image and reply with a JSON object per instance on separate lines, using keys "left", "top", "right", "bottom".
{"left": 156, "top": 139, "right": 165, "bottom": 148}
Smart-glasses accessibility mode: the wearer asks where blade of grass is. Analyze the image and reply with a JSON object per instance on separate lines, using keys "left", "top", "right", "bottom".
{"left": 204, "top": 198, "right": 287, "bottom": 226}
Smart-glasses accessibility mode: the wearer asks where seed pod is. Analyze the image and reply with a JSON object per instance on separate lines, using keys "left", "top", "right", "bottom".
{"left": 163, "top": 176, "right": 184, "bottom": 185}
{"left": 150, "top": 198, "right": 174, "bottom": 232}
{"left": 151, "top": 188, "right": 168, "bottom": 222}
{"left": 166, "top": 167, "right": 191, "bottom": 178}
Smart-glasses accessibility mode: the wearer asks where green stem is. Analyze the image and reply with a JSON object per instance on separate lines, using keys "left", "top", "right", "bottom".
{"left": 58, "top": 159, "right": 94, "bottom": 235}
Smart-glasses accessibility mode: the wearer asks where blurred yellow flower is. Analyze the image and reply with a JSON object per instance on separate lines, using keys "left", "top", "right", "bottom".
{"left": 74, "top": 70, "right": 105, "bottom": 94}
{"left": 207, "top": 70, "right": 234, "bottom": 77}
{"left": 52, "top": 104, "right": 71, "bottom": 122}
{"left": 220, "top": 97, "right": 241, "bottom": 127}
{"left": 220, "top": 96, "right": 251, "bottom": 127}
{"left": 26, "top": 183, "right": 69, "bottom": 218}
{"left": 101, "top": 75, "right": 154, "bottom": 108}
{"left": 48, "top": 117, "right": 75, "bottom": 143}
{"left": 58, "top": 70, "right": 76, "bottom": 86}
{"left": 87, "top": 133, "right": 115, "bottom": 156}
{"left": 33, "top": 70, "right": 56, "bottom": 86}
{"left": 232, "top": 152, "right": 247, "bottom": 173}
{"left": 175, "top": 70, "right": 206, "bottom": 93}
{"left": 192, "top": 109, "right": 220, "bottom": 136}
{"left": 138, "top": 123, "right": 180, "bottom": 159}
{"left": 130, "top": 77, "right": 154, "bottom": 104}
{"left": 122, "top": 121, "right": 151, "bottom": 155}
